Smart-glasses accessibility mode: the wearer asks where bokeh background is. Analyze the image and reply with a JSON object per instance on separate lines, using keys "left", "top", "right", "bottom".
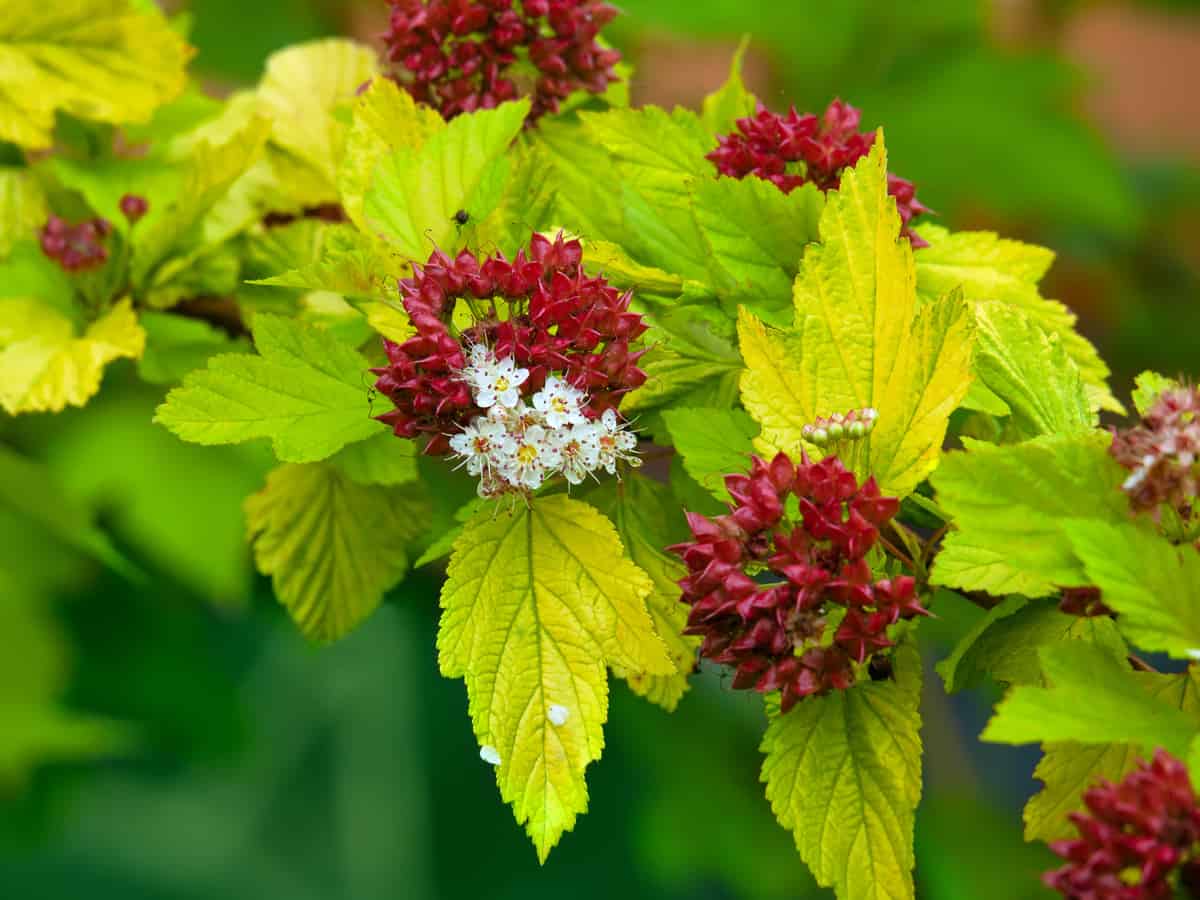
{"left": 3, "top": 1, "right": 1199, "bottom": 897}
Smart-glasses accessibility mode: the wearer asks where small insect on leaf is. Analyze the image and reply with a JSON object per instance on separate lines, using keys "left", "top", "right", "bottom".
{"left": 453, "top": 209, "right": 470, "bottom": 226}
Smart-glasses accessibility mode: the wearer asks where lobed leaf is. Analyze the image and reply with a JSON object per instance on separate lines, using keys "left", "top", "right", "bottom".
{"left": 661, "top": 406, "right": 758, "bottom": 502}
{"left": 438, "top": 494, "right": 673, "bottom": 860}
{"left": 761, "top": 641, "right": 923, "bottom": 900}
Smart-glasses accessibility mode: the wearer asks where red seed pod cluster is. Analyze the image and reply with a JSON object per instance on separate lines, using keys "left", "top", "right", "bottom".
{"left": 383, "top": 0, "right": 621, "bottom": 121}
{"left": 1110, "top": 385, "right": 1199, "bottom": 524}
{"left": 119, "top": 193, "right": 149, "bottom": 224}
{"left": 706, "top": 99, "right": 932, "bottom": 247}
{"left": 1045, "top": 749, "right": 1200, "bottom": 899}
{"left": 1058, "top": 586, "right": 1112, "bottom": 619}
{"left": 371, "top": 232, "right": 647, "bottom": 455}
{"left": 668, "top": 452, "right": 926, "bottom": 713}
{"left": 39, "top": 215, "right": 112, "bottom": 273}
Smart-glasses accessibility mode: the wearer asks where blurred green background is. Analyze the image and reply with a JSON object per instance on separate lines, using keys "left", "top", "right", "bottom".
{"left": 3, "top": 1, "right": 1199, "bottom": 897}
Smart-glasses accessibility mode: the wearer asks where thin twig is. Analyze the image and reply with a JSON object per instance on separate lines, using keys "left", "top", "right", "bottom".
{"left": 877, "top": 535, "right": 914, "bottom": 570}
{"left": 1128, "top": 654, "right": 1159, "bottom": 674}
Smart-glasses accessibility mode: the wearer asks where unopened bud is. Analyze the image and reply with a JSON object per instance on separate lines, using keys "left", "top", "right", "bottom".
{"left": 827, "top": 422, "right": 844, "bottom": 439}
{"left": 848, "top": 421, "right": 865, "bottom": 438}
{"left": 810, "top": 428, "right": 829, "bottom": 446}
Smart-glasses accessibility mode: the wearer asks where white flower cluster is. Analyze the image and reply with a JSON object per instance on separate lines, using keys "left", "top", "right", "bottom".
{"left": 449, "top": 347, "right": 640, "bottom": 497}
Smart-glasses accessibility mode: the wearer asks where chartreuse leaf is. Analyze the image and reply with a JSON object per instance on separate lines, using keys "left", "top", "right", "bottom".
{"left": 1131, "top": 370, "right": 1177, "bottom": 416}
{"left": 0, "top": 297, "right": 145, "bottom": 414}
{"left": 740, "top": 137, "right": 974, "bottom": 499}
{"left": 250, "top": 224, "right": 409, "bottom": 304}
{"left": 930, "top": 432, "right": 1129, "bottom": 597}
{"left": 339, "top": 76, "right": 444, "bottom": 231}
{"left": 700, "top": 38, "right": 756, "bottom": 135}
{"left": 245, "top": 462, "right": 427, "bottom": 641}
{"left": 1064, "top": 520, "right": 1200, "bottom": 659}
{"left": 438, "top": 494, "right": 674, "bottom": 861}
{"left": 761, "top": 641, "right": 923, "bottom": 900}
{"left": 155, "top": 313, "right": 384, "bottom": 462}
{"left": 982, "top": 641, "right": 1200, "bottom": 757}
{"left": 937, "top": 596, "right": 1125, "bottom": 694}
{"left": 971, "top": 301, "right": 1094, "bottom": 440}
{"left": 1024, "top": 667, "right": 1200, "bottom": 842}
{"left": 255, "top": 38, "right": 378, "bottom": 207}
{"left": 525, "top": 116, "right": 625, "bottom": 246}
{"left": 661, "top": 407, "right": 757, "bottom": 502}
{"left": 690, "top": 176, "right": 823, "bottom": 323}
{"left": 914, "top": 224, "right": 1120, "bottom": 414}
{"left": 364, "top": 100, "right": 529, "bottom": 259}
{"left": 587, "top": 473, "right": 699, "bottom": 712}
{"left": 132, "top": 117, "right": 271, "bottom": 308}
{"left": 0, "top": 0, "right": 191, "bottom": 149}
{"left": 0, "top": 167, "right": 46, "bottom": 258}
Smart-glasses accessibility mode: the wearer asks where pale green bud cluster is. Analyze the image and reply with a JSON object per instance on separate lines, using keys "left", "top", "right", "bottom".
{"left": 801, "top": 407, "right": 879, "bottom": 447}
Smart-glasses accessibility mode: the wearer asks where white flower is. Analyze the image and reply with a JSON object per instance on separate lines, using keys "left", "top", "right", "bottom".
{"left": 547, "top": 704, "right": 570, "bottom": 727}
{"left": 480, "top": 745, "right": 502, "bottom": 766}
{"left": 473, "top": 356, "right": 529, "bottom": 409}
{"left": 532, "top": 376, "right": 588, "bottom": 429}
{"left": 594, "top": 408, "right": 640, "bottom": 474}
{"left": 501, "top": 424, "right": 562, "bottom": 490}
{"left": 551, "top": 423, "right": 601, "bottom": 485}
{"left": 448, "top": 419, "right": 514, "bottom": 476}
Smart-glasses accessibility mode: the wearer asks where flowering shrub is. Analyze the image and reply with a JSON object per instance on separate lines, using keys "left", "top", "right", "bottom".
{"left": 3, "top": 2, "right": 1200, "bottom": 898}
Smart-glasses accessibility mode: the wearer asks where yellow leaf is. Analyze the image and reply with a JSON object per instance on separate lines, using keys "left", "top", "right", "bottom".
{"left": 0, "top": 298, "right": 144, "bottom": 414}
{"left": 0, "top": 168, "right": 47, "bottom": 258}
{"left": 0, "top": 0, "right": 191, "bottom": 149}
{"left": 256, "top": 38, "right": 379, "bottom": 207}
{"left": 438, "top": 494, "right": 673, "bottom": 861}
{"left": 739, "top": 135, "right": 975, "bottom": 498}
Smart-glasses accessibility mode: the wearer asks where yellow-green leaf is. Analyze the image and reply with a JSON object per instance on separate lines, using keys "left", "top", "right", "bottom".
{"left": 587, "top": 474, "right": 699, "bottom": 712}
{"left": 739, "top": 137, "right": 974, "bottom": 498}
{"left": 438, "top": 494, "right": 673, "bottom": 860}
{"left": 0, "top": 0, "right": 191, "bottom": 149}
{"left": 761, "top": 641, "right": 923, "bottom": 900}
{"left": 338, "top": 76, "right": 443, "bottom": 231}
{"left": 914, "top": 224, "right": 1120, "bottom": 414}
{"left": 0, "top": 297, "right": 144, "bottom": 414}
{"left": 245, "top": 462, "right": 427, "bottom": 641}
{"left": 0, "top": 168, "right": 46, "bottom": 258}
{"left": 256, "top": 38, "right": 379, "bottom": 207}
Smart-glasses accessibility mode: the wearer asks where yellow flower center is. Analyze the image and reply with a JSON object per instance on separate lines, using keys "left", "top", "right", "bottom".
{"left": 517, "top": 444, "right": 539, "bottom": 464}
{"left": 551, "top": 396, "right": 568, "bottom": 413}
{"left": 494, "top": 375, "right": 510, "bottom": 392}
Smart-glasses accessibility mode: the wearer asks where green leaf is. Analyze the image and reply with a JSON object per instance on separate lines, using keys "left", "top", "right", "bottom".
{"left": 132, "top": 117, "right": 271, "bottom": 308}
{"left": 661, "top": 407, "right": 757, "bottom": 502}
{"left": 936, "top": 595, "right": 1125, "bottom": 694}
{"left": 0, "top": 0, "right": 191, "bottom": 149}
{"left": 364, "top": 100, "right": 529, "bottom": 259}
{"left": 761, "top": 641, "right": 923, "bottom": 900}
{"left": 1024, "top": 667, "right": 1200, "bottom": 842}
{"left": 338, "top": 76, "right": 444, "bottom": 231}
{"left": 255, "top": 38, "right": 379, "bottom": 207}
{"left": 245, "top": 462, "right": 427, "bottom": 641}
{"left": 690, "top": 176, "right": 823, "bottom": 322}
{"left": 622, "top": 304, "right": 742, "bottom": 418}
{"left": 740, "top": 138, "right": 974, "bottom": 499}
{"left": 155, "top": 313, "right": 385, "bottom": 462}
{"left": 587, "top": 473, "right": 699, "bottom": 712}
{"left": 250, "top": 224, "right": 408, "bottom": 303}
{"left": 438, "top": 494, "right": 674, "bottom": 861}
{"left": 137, "top": 310, "right": 250, "bottom": 384}
{"left": 981, "top": 641, "right": 1199, "bottom": 757}
{"left": 580, "top": 106, "right": 714, "bottom": 280}
{"left": 1131, "top": 370, "right": 1177, "bottom": 417}
{"left": 1065, "top": 520, "right": 1200, "bottom": 659}
{"left": 0, "top": 297, "right": 145, "bottom": 414}
{"left": 930, "top": 432, "right": 1129, "bottom": 597}
{"left": 329, "top": 430, "right": 419, "bottom": 486}
{"left": 971, "top": 301, "right": 1094, "bottom": 440}
{"left": 0, "top": 167, "right": 46, "bottom": 258}
{"left": 914, "top": 224, "right": 1120, "bottom": 414}
{"left": 700, "top": 38, "right": 757, "bottom": 135}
